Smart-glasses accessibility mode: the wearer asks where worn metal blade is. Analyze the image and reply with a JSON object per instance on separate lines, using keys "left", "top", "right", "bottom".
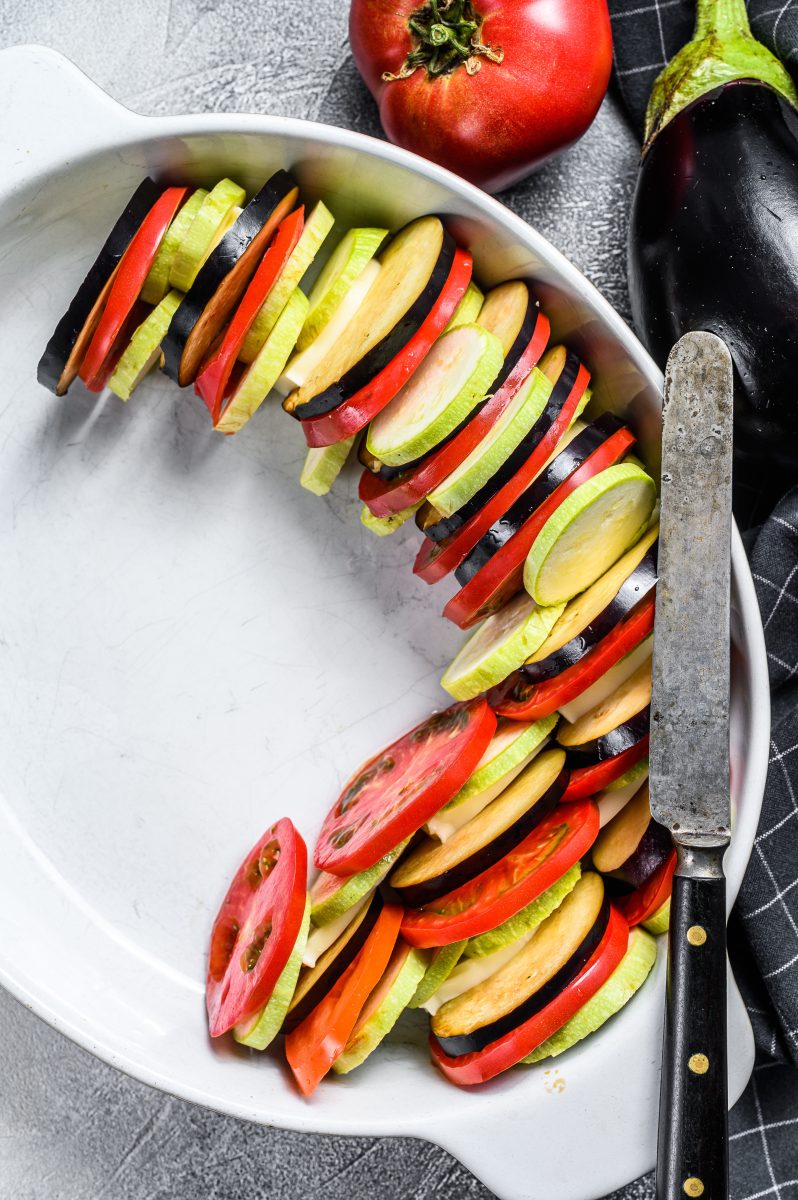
{"left": 649, "top": 332, "right": 734, "bottom": 848}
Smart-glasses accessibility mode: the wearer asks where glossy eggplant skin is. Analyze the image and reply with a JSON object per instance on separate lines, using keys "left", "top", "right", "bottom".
{"left": 629, "top": 80, "right": 798, "bottom": 504}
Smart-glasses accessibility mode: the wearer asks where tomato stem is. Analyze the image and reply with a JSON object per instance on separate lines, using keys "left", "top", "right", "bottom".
{"left": 383, "top": 0, "right": 503, "bottom": 82}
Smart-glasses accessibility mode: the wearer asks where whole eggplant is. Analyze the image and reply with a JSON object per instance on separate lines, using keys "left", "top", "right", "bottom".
{"left": 628, "top": 0, "right": 798, "bottom": 515}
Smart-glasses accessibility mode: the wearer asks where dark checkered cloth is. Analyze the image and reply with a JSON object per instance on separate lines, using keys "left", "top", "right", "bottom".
{"left": 609, "top": 3, "right": 798, "bottom": 1193}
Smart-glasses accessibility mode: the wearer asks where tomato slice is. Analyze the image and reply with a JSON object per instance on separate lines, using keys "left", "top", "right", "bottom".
{"left": 299, "top": 248, "right": 473, "bottom": 447}
{"left": 359, "top": 310, "right": 551, "bottom": 517}
{"left": 194, "top": 206, "right": 305, "bottom": 422}
{"left": 400, "top": 799, "right": 599, "bottom": 948}
{"left": 79, "top": 187, "right": 190, "bottom": 390}
{"left": 428, "top": 903, "right": 629, "bottom": 1085}
{"left": 206, "top": 817, "right": 308, "bottom": 1037}
{"left": 561, "top": 736, "right": 650, "bottom": 802}
{"left": 618, "top": 850, "right": 676, "bottom": 927}
{"left": 413, "top": 361, "right": 590, "bottom": 585}
{"left": 284, "top": 902, "right": 403, "bottom": 1095}
{"left": 443, "top": 425, "right": 636, "bottom": 630}
{"left": 491, "top": 593, "right": 656, "bottom": 720}
{"left": 314, "top": 699, "right": 496, "bottom": 875}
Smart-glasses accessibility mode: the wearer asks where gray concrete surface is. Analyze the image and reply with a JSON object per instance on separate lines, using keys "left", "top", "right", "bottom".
{"left": 0, "top": 1, "right": 652, "bottom": 1196}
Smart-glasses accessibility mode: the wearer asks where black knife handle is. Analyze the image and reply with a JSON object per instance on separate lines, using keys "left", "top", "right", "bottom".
{"left": 657, "top": 843, "right": 729, "bottom": 1200}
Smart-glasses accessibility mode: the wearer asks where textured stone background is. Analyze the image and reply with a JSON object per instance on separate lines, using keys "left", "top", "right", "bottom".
{"left": 0, "top": 2, "right": 651, "bottom": 1197}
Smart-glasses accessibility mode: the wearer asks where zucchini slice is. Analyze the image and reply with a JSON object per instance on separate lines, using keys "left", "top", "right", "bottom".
{"left": 215, "top": 288, "right": 308, "bottom": 434}
{"left": 302, "top": 895, "right": 371, "bottom": 969}
{"left": 592, "top": 782, "right": 652, "bottom": 873}
{"left": 169, "top": 178, "right": 246, "bottom": 292}
{"left": 426, "top": 714, "right": 557, "bottom": 842}
{"left": 278, "top": 259, "right": 381, "bottom": 397}
{"left": 464, "top": 864, "right": 581, "bottom": 959}
{"left": 38, "top": 177, "right": 163, "bottom": 395}
{"left": 240, "top": 201, "right": 335, "bottom": 363}
{"left": 283, "top": 892, "right": 383, "bottom": 1033}
{"left": 521, "top": 926, "right": 657, "bottom": 1063}
{"left": 603, "top": 755, "right": 650, "bottom": 792}
{"left": 108, "top": 289, "right": 183, "bottom": 401}
{"left": 309, "top": 839, "right": 408, "bottom": 926}
{"left": 425, "top": 366, "right": 553, "bottom": 519}
{"left": 162, "top": 170, "right": 300, "bottom": 386}
{"left": 408, "top": 941, "right": 467, "bottom": 1009}
{"left": 523, "top": 524, "right": 659, "bottom": 676}
{"left": 300, "top": 438, "right": 356, "bottom": 496}
{"left": 141, "top": 187, "right": 207, "bottom": 305}
{"left": 558, "top": 657, "right": 652, "bottom": 748}
{"left": 524, "top": 463, "right": 657, "bottom": 607}
{"left": 391, "top": 747, "right": 567, "bottom": 906}
{"left": 365, "top": 323, "right": 503, "bottom": 468}
{"left": 431, "top": 872, "right": 608, "bottom": 1054}
{"left": 360, "top": 499, "right": 422, "bottom": 536}
{"left": 643, "top": 897, "right": 671, "bottom": 935}
{"left": 285, "top": 216, "right": 453, "bottom": 416}
{"left": 445, "top": 281, "right": 484, "bottom": 331}
{"left": 441, "top": 594, "right": 565, "bottom": 702}
{"left": 297, "top": 224, "right": 388, "bottom": 351}
{"left": 233, "top": 895, "right": 311, "bottom": 1050}
{"left": 332, "top": 941, "right": 429, "bottom": 1074}
{"left": 558, "top": 634, "right": 653, "bottom": 725}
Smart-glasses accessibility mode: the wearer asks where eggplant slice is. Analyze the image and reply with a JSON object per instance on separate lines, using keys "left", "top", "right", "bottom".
{"left": 287, "top": 216, "right": 455, "bottom": 420}
{"left": 162, "top": 170, "right": 300, "bottom": 386}
{"left": 432, "top": 872, "right": 609, "bottom": 1055}
{"left": 38, "top": 177, "right": 163, "bottom": 395}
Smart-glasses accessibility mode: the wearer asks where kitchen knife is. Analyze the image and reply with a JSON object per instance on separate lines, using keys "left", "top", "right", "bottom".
{"left": 650, "top": 331, "right": 734, "bottom": 1200}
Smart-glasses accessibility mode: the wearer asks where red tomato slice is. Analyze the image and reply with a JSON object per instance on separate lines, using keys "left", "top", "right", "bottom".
{"left": 618, "top": 850, "right": 676, "bottom": 927}
{"left": 206, "top": 817, "right": 308, "bottom": 1038}
{"left": 401, "top": 799, "right": 599, "bottom": 948}
{"left": 491, "top": 593, "right": 657, "bottom": 721}
{"left": 443, "top": 425, "right": 636, "bottom": 630}
{"left": 561, "top": 736, "right": 650, "bottom": 803}
{"left": 79, "top": 187, "right": 189, "bottom": 391}
{"left": 359, "top": 310, "right": 551, "bottom": 517}
{"left": 285, "top": 902, "right": 403, "bottom": 1095}
{"left": 429, "top": 903, "right": 629, "bottom": 1085}
{"left": 413, "top": 361, "right": 591, "bottom": 585}
{"left": 299, "top": 248, "right": 473, "bottom": 447}
{"left": 314, "top": 699, "right": 496, "bottom": 875}
{"left": 194, "top": 206, "right": 305, "bottom": 423}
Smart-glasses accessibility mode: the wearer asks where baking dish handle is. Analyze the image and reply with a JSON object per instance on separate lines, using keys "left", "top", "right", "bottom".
{"left": 0, "top": 44, "right": 142, "bottom": 189}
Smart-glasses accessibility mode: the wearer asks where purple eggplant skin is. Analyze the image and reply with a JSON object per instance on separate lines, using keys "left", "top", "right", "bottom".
{"left": 629, "top": 80, "right": 798, "bottom": 509}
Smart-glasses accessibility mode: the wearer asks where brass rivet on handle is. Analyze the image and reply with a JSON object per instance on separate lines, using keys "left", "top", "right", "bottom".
{"left": 689, "top": 1053, "right": 710, "bottom": 1075}
{"left": 683, "top": 1178, "right": 705, "bottom": 1197}
{"left": 687, "top": 925, "right": 707, "bottom": 946}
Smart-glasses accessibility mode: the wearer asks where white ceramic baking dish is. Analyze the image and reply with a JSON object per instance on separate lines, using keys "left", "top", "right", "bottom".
{"left": 0, "top": 44, "right": 770, "bottom": 1200}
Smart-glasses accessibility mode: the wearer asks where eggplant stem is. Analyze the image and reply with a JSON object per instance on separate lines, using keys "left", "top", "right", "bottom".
{"left": 643, "top": 0, "right": 798, "bottom": 152}
{"left": 381, "top": 0, "right": 503, "bottom": 83}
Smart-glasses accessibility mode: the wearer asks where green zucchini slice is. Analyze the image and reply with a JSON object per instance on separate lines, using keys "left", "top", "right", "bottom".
{"left": 297, "top": 224, "right": 388, "bottom": 352}
{"left": 360, "top": 499, "right": 422, "bottom": 536}
{"left": 524, "top": 463, "right": 658, "bottom": 607}
{"left": 169, "top": 178, "right": 246, "bottom": 292}
{"left": 643, "top": 898, "right": 671, "bottom": 935}
{"left": 408, "top": 941, "right": 467, "bottom": 1009}
{"left": 332, "top": 942, "right": 429, "bottom": 1074}
{"left": 441, "top": 593, "right": 565, "bottom": 701}
{"left": 108, "top": 289, "right": 183, "bottom": 401}
{"left": 445, "top": 280, "right": 484, "bottom": 331}
{"left": 365, "top": 323, "right": 504, "bottom": 468}
{"left": 141, "top": 188, "right": 207, "bottom": 305}
{"left": 216, "top": 288, "right": 308, "bottom": 434}
{"left": 240, "top": 202, "right": 335, "bottom": 363}
{"left": 427, "top": 714, "right": 557, "bottom": 842}
{"left": 300, "top": 438, "right": 356, "bottom": 496}
{"left": 232, "top": 895, "right": 311, "bottom": 1050}
{"left": 309, "top": 839, "right": 409, "bottom": 927}
{"left": 521, "top": 926, "right": 657, "bottom": 1063}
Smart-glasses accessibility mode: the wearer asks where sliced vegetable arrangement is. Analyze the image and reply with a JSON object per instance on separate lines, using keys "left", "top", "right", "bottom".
{"left": 39, "top": 170, "right": 671, "bottom": 1096}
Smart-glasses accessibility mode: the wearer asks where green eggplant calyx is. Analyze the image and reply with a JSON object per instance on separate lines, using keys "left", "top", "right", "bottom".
{"left": 643, "top": 0, "right": 798, "bottom": 152}
{"left": 382, "top": 0, "right": 504, "bottom": 82}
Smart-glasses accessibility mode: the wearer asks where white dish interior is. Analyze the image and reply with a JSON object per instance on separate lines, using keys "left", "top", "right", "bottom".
{"left": 0, "top": 45, "right": 770, "bottom": 1200}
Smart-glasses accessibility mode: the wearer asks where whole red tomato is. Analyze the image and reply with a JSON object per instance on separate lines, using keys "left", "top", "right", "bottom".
{"left": 349, "top": 0, "right": 612, "bottom": 193}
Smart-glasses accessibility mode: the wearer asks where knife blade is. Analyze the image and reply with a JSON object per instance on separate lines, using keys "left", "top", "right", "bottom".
{"left": 651, "top": 331, "right": 734, "bottom": 1200}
